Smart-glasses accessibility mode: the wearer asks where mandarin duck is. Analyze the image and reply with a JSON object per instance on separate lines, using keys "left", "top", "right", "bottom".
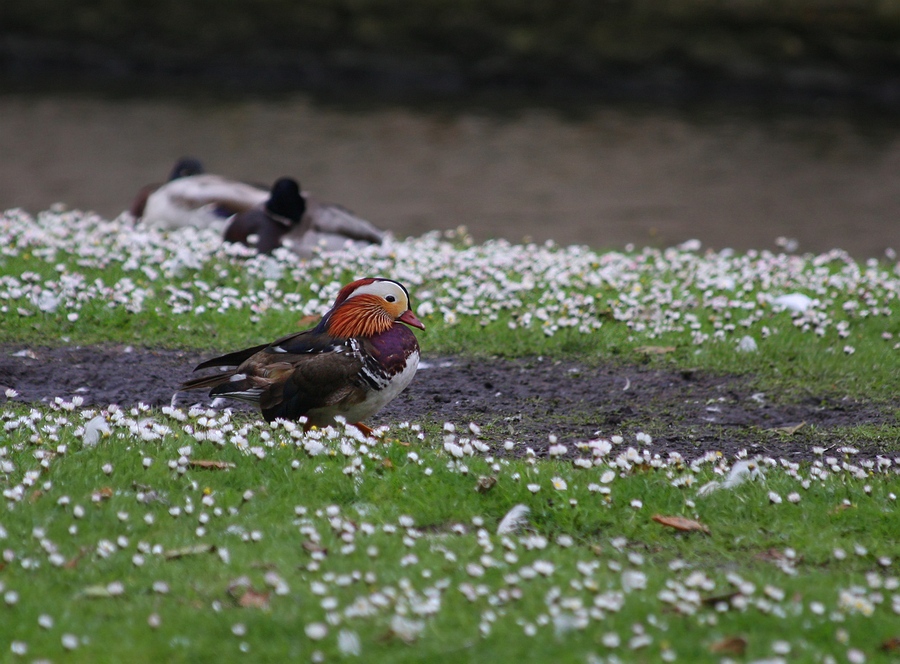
{"left": 180, "top": 278, "right": 424, "bottom": 436}
{"left": 223, "top": 177, "right": 310, "bottom": 254}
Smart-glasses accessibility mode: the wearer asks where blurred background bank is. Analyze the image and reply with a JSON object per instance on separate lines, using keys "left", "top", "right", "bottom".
{"left": 2, "top": 0, "right": 900, "bottom": 257}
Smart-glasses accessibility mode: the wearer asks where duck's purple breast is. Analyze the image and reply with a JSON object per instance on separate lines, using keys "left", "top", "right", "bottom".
{"left": 366, "top": 324, "right": 420, "bottom": 376}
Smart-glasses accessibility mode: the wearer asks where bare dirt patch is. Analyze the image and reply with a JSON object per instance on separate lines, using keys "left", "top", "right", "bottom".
{"left": 1, "top": 345, "right": 895, "bottom": 461}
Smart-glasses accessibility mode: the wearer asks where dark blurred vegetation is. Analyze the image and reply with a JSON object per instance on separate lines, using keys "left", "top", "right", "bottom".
{"left": 3, "top": 0, "right": 900, "bottom": 102}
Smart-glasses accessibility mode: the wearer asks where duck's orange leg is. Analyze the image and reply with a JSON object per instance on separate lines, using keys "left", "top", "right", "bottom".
{"left": 351, "top": 422, "right": 378, "bottom": 438}
{"left": 353, "top": 422, "right": 410, "bottom": 445}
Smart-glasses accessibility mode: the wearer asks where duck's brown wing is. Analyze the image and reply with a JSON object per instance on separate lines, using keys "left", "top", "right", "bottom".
{"left": 206, "top": 339, "right": 366, "bottom": 421}
{"left": 261, "top": 348, "right": 368, "bottom": 420}
{"left": 129, "top": 183, "right": 160, "bottom": 218}
{"left": 191, "top": 342, "right": 271, "bottom": 372}
{"left": 304, "top": 199, "right": 386, "bottom": 244}
{"left": 182, "top": 325, "right": 372, "bottom": 420}
{"left": 190, "top": 321, "right": 333, "bottom": 373}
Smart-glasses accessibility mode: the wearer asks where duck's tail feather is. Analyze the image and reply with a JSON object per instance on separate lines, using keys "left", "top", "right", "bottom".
{"left": 194, "top": 343, "right": 268, "bottom": 371}
{"left": 180, "top": 371, "right": 236, "bottom": 392}
{"left": 180, "top": 370, "right": 266, "bottom": 406}
{"left": 208, "top": 373, "right": 266, "bottom": 405}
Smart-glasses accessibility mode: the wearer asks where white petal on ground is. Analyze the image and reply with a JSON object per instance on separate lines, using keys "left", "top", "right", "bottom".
{"left": 723, "top": 460, "right": 763, "bottom": 488}
{"left": 497, "top": 504, "right": 530, "bottom": 535}
{"left": 390, "top": 614, "right": 425, "bottom": 643}
{"left": 698, "top": 459, "right": 763, "bottom": 496}
{"left": 337, "top": 630, "right": 361, "bottom": 656}
{"left": 621, "top": 570, "right": 648, "bottom": 592}
{"left": 82, "top": 416, "right": 111, "bottom": 447}
{"left": 305, "top": 623, "right": 328, "bottom": 640}
{"left": 772, "top": 293, "right": 813, "bottom": 312}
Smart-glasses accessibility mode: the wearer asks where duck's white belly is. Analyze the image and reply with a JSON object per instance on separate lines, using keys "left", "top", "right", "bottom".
{"left": 143, "top": 199, "right": 227, "bottom": 230}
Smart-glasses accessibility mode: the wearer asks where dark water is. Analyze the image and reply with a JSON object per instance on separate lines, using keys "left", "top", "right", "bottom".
{"left": 2, "top": 93, "right": 899, "bottom": 258}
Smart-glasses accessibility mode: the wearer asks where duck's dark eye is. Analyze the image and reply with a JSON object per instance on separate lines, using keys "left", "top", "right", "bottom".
{"left": 385, "top": 295, "right": 397, "bottom": 303}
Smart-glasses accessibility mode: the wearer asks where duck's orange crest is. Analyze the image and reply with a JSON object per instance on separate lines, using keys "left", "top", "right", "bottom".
{"left": 332, "top": 278, "right": 379, "bottom": 308}
{"left": 326, "top": 295, "right": 394, "bottom": 338}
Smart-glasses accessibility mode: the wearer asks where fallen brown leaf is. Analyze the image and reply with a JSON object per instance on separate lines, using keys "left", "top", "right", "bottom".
{"left": 237, "top": 588, "right": 271, "bottom": 610}
{"left": 77, "top": 585, "right": 120, "bottom": 599}
{"left": 93, "top": 487, "right": 114, "bottom": 501}
{"left": 297, "top": 314, "right": 320, "bottom": 328}
{"left": 767, "top": 421, "right": 807, "bottom": 435}
{"left": 881, "top": 637, "right": 900, "bottom": 652}
{"left": 709, "top": 635, "right": 747, "bottom": 656}
{"left": 755, "top": 548, "right": 789, "bottom": 563}
{"left": 381, "top": 458, "right": 394, "bottom": 470}
{"left": 164, "top": 543, "right": 215, "bottom": 559}
{"left": 249, "top": 561, "right": 279, "bottom": 571}
{"left": 188, "top": 459, "right": 236, "bottom": 470}
{"left": 302, "top": 540, "right": 327, "bottom": 554}
{"left": 64, "top": 547, "right": 90, "bottom": 570}
{"left": 652, "top": 514, "right": 711, "bottom": 534}
{"left": 378, "top": 627, "right": 420, "bottom": 645}
{"left": 701, "top": 591, "right": 740, "bottom": 607}
{"left": 635, "top": 345, "right": 677, "bottom": 355}
{"left": 475, "top": 476, "right": 497, "bottom": 493}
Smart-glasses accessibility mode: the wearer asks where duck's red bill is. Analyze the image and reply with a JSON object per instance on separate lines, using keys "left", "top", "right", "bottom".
{"left": 399, "top": 310, "right": 425, "bottom": 330}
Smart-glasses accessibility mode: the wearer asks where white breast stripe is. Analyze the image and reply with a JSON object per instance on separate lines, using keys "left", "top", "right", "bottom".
{"left": 360, "top": 359, "right": 391, "bottom": 390}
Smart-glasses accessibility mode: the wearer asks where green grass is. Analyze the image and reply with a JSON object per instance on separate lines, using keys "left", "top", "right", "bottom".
{"left": 3, "top": 214, "right": 900, "bottom": 404}
{"left": 3, "top": 211, "right": 900, "bottom": 661}
{"left": 1, "top": 407, "right": 898, "bottom": 662}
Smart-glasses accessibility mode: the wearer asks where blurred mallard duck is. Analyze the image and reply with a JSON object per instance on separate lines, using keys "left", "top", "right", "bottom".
{"left": 135, "top": 159, "right": 268, "bottom": 230}
{"left": 224, "top": 177, "right": 308, "bottom": 254}
{"left": 135, "top": 159, "right": 387, "bottom": 253}
{"left": 282, "top": 195, "right": 386, "bottom": 258}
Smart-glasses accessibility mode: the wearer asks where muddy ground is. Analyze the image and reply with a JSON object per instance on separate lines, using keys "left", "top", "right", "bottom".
{"left": 1, "top": 345, "right": 896, "bottom": 462}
